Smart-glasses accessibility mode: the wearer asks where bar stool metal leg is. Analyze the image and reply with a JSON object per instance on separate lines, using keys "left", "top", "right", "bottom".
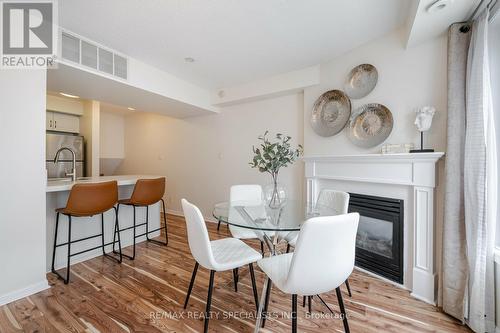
{"left": 112, "top": 206, "right": 123, "bottom": 262}
{"left": 146, "top": 200, "right": 169, "bottom": 246}
{"left": 101, "top": 212, "right": 122, "bottom": 263}
{"left": 119, "top": 205, "right": 137, "bottom": 260}
{"left": 51, "top": 212, "right": 72, "bottom": 284}
{"left": 65, "top": 215, "right": 72, "bottom": 284}
{"left": 51, "top": 212, "right": 60, "bottom": 274}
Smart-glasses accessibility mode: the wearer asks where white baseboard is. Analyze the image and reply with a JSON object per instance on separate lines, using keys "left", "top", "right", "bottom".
{"left": 0, "top": 280, "right": 50, "bottom": 306}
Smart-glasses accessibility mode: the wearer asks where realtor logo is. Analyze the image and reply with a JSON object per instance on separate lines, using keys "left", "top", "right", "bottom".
{"left": 1, "top": 0, "right": 58, "bottom": 68}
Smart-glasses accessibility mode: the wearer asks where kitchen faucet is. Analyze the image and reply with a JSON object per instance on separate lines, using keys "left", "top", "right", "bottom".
{"left": 53, "top": 147, "right": 77, "bottom": 182}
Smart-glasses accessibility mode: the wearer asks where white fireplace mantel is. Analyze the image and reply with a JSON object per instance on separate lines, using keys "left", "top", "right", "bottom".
{"left": 303, "top": 152, "right": 444, "bottom": 304}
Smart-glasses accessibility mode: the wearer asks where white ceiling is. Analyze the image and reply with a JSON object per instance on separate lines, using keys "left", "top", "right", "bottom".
{"left": 59, "top": 0, "right": 411, "bottom": 89}
{"left": 406, "top": 0, "right": 480, "bottom": 47}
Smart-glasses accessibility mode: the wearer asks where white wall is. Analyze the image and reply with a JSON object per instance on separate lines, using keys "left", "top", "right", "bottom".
{"left": 117, "top": 93, "right": 304, "bottom": 218}
{"left": 80, "top": 101, "right": 100, "bottom": 176}
{"left": 304, "top": 29, "right": 448, "bottom": 155}
{"left": 0, "top": 70, "right": 49, "bottom": 305}
{"left": 100, "top": 111, "right": 125, "bottom": 159}
{"left": 99, "top": 110, "right": 126, "bottom": 176}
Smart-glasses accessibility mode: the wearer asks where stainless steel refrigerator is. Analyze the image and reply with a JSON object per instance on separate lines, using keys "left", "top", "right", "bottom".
{"left": 46, "top": 133, "right": 85, "bottom": 179}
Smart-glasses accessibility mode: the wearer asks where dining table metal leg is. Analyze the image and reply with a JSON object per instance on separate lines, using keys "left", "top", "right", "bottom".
{"left": 253, "top": 277, "right": 269, "bottom": 333}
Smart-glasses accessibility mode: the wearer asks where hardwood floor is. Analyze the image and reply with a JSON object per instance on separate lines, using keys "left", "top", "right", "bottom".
{"left": 0, "top": 214, "right": 470, "bottom": 333}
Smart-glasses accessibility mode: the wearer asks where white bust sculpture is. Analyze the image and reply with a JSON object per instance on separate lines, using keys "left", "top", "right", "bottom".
{"left": 414, "top": 106, "right": 436, "bottom": 132}
{"left": 410, "top": 106, "right": 436, "bottom": 153}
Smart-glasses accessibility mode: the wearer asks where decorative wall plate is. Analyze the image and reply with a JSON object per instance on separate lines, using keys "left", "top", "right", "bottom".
{"left": 346, "top": 103, "right": 393, "bottom": 148}
{"left": 344, "top": 64, "right": 378, "bottom": 99}
{"left": 311, "top": 90, "right": 351, "bottom": 137}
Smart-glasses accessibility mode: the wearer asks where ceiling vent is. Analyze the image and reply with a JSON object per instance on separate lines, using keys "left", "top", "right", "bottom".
{"left": 61, "top": 31, "right": 128, "bottom": 80}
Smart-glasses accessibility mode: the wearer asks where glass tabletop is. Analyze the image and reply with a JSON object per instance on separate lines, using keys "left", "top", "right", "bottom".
{"left": 213, "top": 200, "right": 339, "bottom": 232}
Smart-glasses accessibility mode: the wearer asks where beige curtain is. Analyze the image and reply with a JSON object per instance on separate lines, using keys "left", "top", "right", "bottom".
{"left": 442, "top": 22, "right": 470, "bottom": 322}
{"left": 443, "top": 7, "right": 498, "bottom": 332}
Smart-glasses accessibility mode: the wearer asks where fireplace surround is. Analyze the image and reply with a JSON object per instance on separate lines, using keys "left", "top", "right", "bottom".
{"left": 304, "top": 152, "right": 444, "bottom": 304}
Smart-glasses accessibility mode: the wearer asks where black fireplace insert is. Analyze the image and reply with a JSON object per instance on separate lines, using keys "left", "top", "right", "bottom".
{"left": 348, "top": 193, "right": 404, "bottom": 284}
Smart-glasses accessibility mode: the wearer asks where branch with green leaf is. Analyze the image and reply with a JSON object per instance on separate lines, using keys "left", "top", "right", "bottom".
{"left": 249, "top": 131, "right": 304, "bottom": 186}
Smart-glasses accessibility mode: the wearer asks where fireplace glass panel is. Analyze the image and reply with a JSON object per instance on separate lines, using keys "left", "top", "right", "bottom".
{"left": 356, "top": 215, "right": 393, "bottom": 259}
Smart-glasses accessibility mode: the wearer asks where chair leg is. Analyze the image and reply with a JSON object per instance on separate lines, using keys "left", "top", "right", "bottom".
{"left": 286, "top": 243, "right": 291, "bottom": 253}
{"left": 260, "top": 241, "right": 264, "bottom": 255}
{"left": 302, "top": 295, "right": 306, "bottom": 307}
{"left": 204, "top": 270, "right": 215, "bottom": 333}
{"left": 113, "top": 204, "right": 120, "bottom": 253}
{"left": 51, "top": 212, "right": 72, "bottom": 284}
{"left": 123, "top": 206, "right": 137, "bottom": 260}
{"left": 101, "top": 214, "right": 106, "bottom": 255}
{"left": 336, "top": 287, "right": 350, "bottom": 333}
{"left": 113, "top": 206, "right": 123, "bottom": 262}
{"left": 146, "top": 201, "right": 169, "bottom": 246}
{"left": 217, "top": 219, "right": 221, "bottom": 231}
{"left": 51, "top": 212, "right": 60, "bottom": 273}
{"left": 161, "top": 199, "right": 168, "bottom": 245}
{"left": 101, "top": 212, "right": 122, "bottom": 263}
{"left": 308, "top": 295, "right": 312, "bottom": 313}
{"left": 249, "top": 264, "right": 259, "bottom": 311}
{"left": 345, "top": 279, "right": 352, "bottom": 297}
{"left": 233, "top": 268, "right": 238, "bottom": 292}
{"left": 184, "top": 262, "right": 199, "bottom": 309}
{"left": 64, "top": 215, "right": 72, "bottom": 284}
{"left": 261, "top": 277, "right": 272, "bottom": 328}
{"left": 292, "top": 294, "right": 298, "bottom": 333}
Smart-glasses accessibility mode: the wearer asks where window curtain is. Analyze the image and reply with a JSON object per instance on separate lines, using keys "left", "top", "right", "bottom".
{"left": 443, "top": 6, "right": 498, "bottom": 333}
{"left": 464, "top": 8, "right": 497, "bottom": 332}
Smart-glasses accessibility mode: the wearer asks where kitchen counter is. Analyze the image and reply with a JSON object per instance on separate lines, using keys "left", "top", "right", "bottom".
{"left": 46, "top": 175, "right": 165, "bottom": 272}
{"left": 47, "top": 175, "right": 162, "bottom": 192}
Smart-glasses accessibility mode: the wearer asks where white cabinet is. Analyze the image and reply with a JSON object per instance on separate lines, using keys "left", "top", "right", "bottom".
{"left": 46, "top": 111, "right": 80, "bottom": 133}
{"left": 46, "top": 95, "right": 84, "bottom": 115}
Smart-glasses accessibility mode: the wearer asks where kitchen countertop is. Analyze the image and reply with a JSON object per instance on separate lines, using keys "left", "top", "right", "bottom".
{"left": 46, "top": 175, "right": 163, "bottom": 193}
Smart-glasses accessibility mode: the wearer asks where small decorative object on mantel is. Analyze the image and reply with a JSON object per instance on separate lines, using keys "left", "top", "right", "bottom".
{"left": 381, "top": 143, "right": 415, "bottom": 154}
{"left": 310, "top": 89, "right": 351, "bottom": 137}
{"left": 346, "top": 103, "right": 394, "bottom": 148}
{"left": 410, "top": 106, "right": 436, "bottom": 153}
{"left": 250, "top": 131, "right": 303, "bottom": 208}
{"left": 344, "top": 64, "right": 378, "bottom": 99}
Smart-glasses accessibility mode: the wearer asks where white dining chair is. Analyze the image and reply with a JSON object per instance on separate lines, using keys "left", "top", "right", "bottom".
{"left": 229, "top": 185, "right": 269, "bottom": 254}
{"left": 181, "top": 199, "right": 262, "bottom": 333}
{"left": 285, "top": 189, "right": 353, "bottom": 301}
{"left": 258, "top": 213, "right": 359, "bottom": 333}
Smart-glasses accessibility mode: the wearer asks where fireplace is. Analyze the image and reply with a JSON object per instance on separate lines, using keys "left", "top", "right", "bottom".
{"left": 348, "top": 193, "right": 404, "bottom": 284}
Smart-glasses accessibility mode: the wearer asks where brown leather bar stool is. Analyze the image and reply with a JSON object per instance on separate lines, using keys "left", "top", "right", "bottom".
{"left": 113, "top": 177, "right": 168, "bottom": 260}
{"left": 51, "top": 181, "right": 122, "bottom": 284}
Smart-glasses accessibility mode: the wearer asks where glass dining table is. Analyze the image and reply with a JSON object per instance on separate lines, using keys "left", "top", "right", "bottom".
{"left": 212, "top": 200, "right": 339, "bottom": 332}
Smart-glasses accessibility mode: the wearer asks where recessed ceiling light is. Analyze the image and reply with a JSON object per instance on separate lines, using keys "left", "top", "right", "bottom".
{"left": 184, "top": 57, "right": 195, "bottom": 63}
{"left": 59, "top": 92, "right": 80, "bottom": 99}
{"left": 127, "top": 107, "right": 136, "bottom": 111}
{"left": 427, "top": 0, "right": 452, "bottom": 13}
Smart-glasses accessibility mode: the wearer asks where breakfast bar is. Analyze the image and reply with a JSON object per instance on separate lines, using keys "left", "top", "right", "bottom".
{"left": 46, "top": 175, "right": 162, "bottom": 271}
